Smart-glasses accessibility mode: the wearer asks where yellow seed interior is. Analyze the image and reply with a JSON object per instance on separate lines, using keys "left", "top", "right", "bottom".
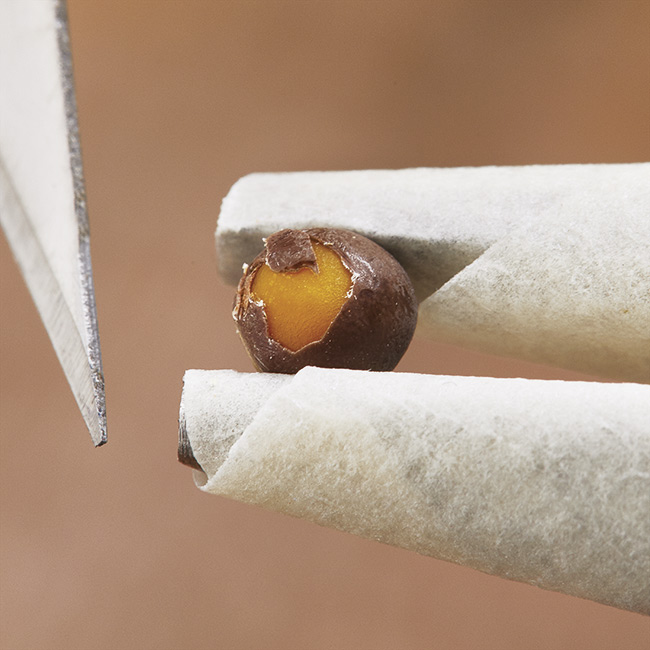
{"left": 251, "top": 242, "right": 352, "bottom": 351}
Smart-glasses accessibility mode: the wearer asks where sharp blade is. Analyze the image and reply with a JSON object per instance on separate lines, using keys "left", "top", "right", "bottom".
{"left": 0, "top": 0, "right": 106, "bottom": 445}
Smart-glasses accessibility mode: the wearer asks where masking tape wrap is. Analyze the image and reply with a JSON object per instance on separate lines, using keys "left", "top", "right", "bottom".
{"left": 216, "top": 163, "right": 650, "bottom": 382}
{"left": 179, "top": 367, "right": 650, "bottom": 614}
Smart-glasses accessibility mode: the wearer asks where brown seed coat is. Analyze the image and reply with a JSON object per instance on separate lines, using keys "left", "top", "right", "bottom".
{"left": 233, "top": 228, "right": 418, "bottom": 373}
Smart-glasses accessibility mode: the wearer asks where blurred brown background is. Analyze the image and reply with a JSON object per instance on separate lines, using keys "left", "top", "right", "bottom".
{"left": 1, "top": 1, "right": 649, "bottom": 649}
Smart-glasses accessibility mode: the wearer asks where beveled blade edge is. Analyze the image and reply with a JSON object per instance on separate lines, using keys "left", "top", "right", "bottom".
{"left": 0, "top": 157, "right": 106, "bottom": 445}
{"left": 56, "top": 0, "right": 107, "bottom": 444}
